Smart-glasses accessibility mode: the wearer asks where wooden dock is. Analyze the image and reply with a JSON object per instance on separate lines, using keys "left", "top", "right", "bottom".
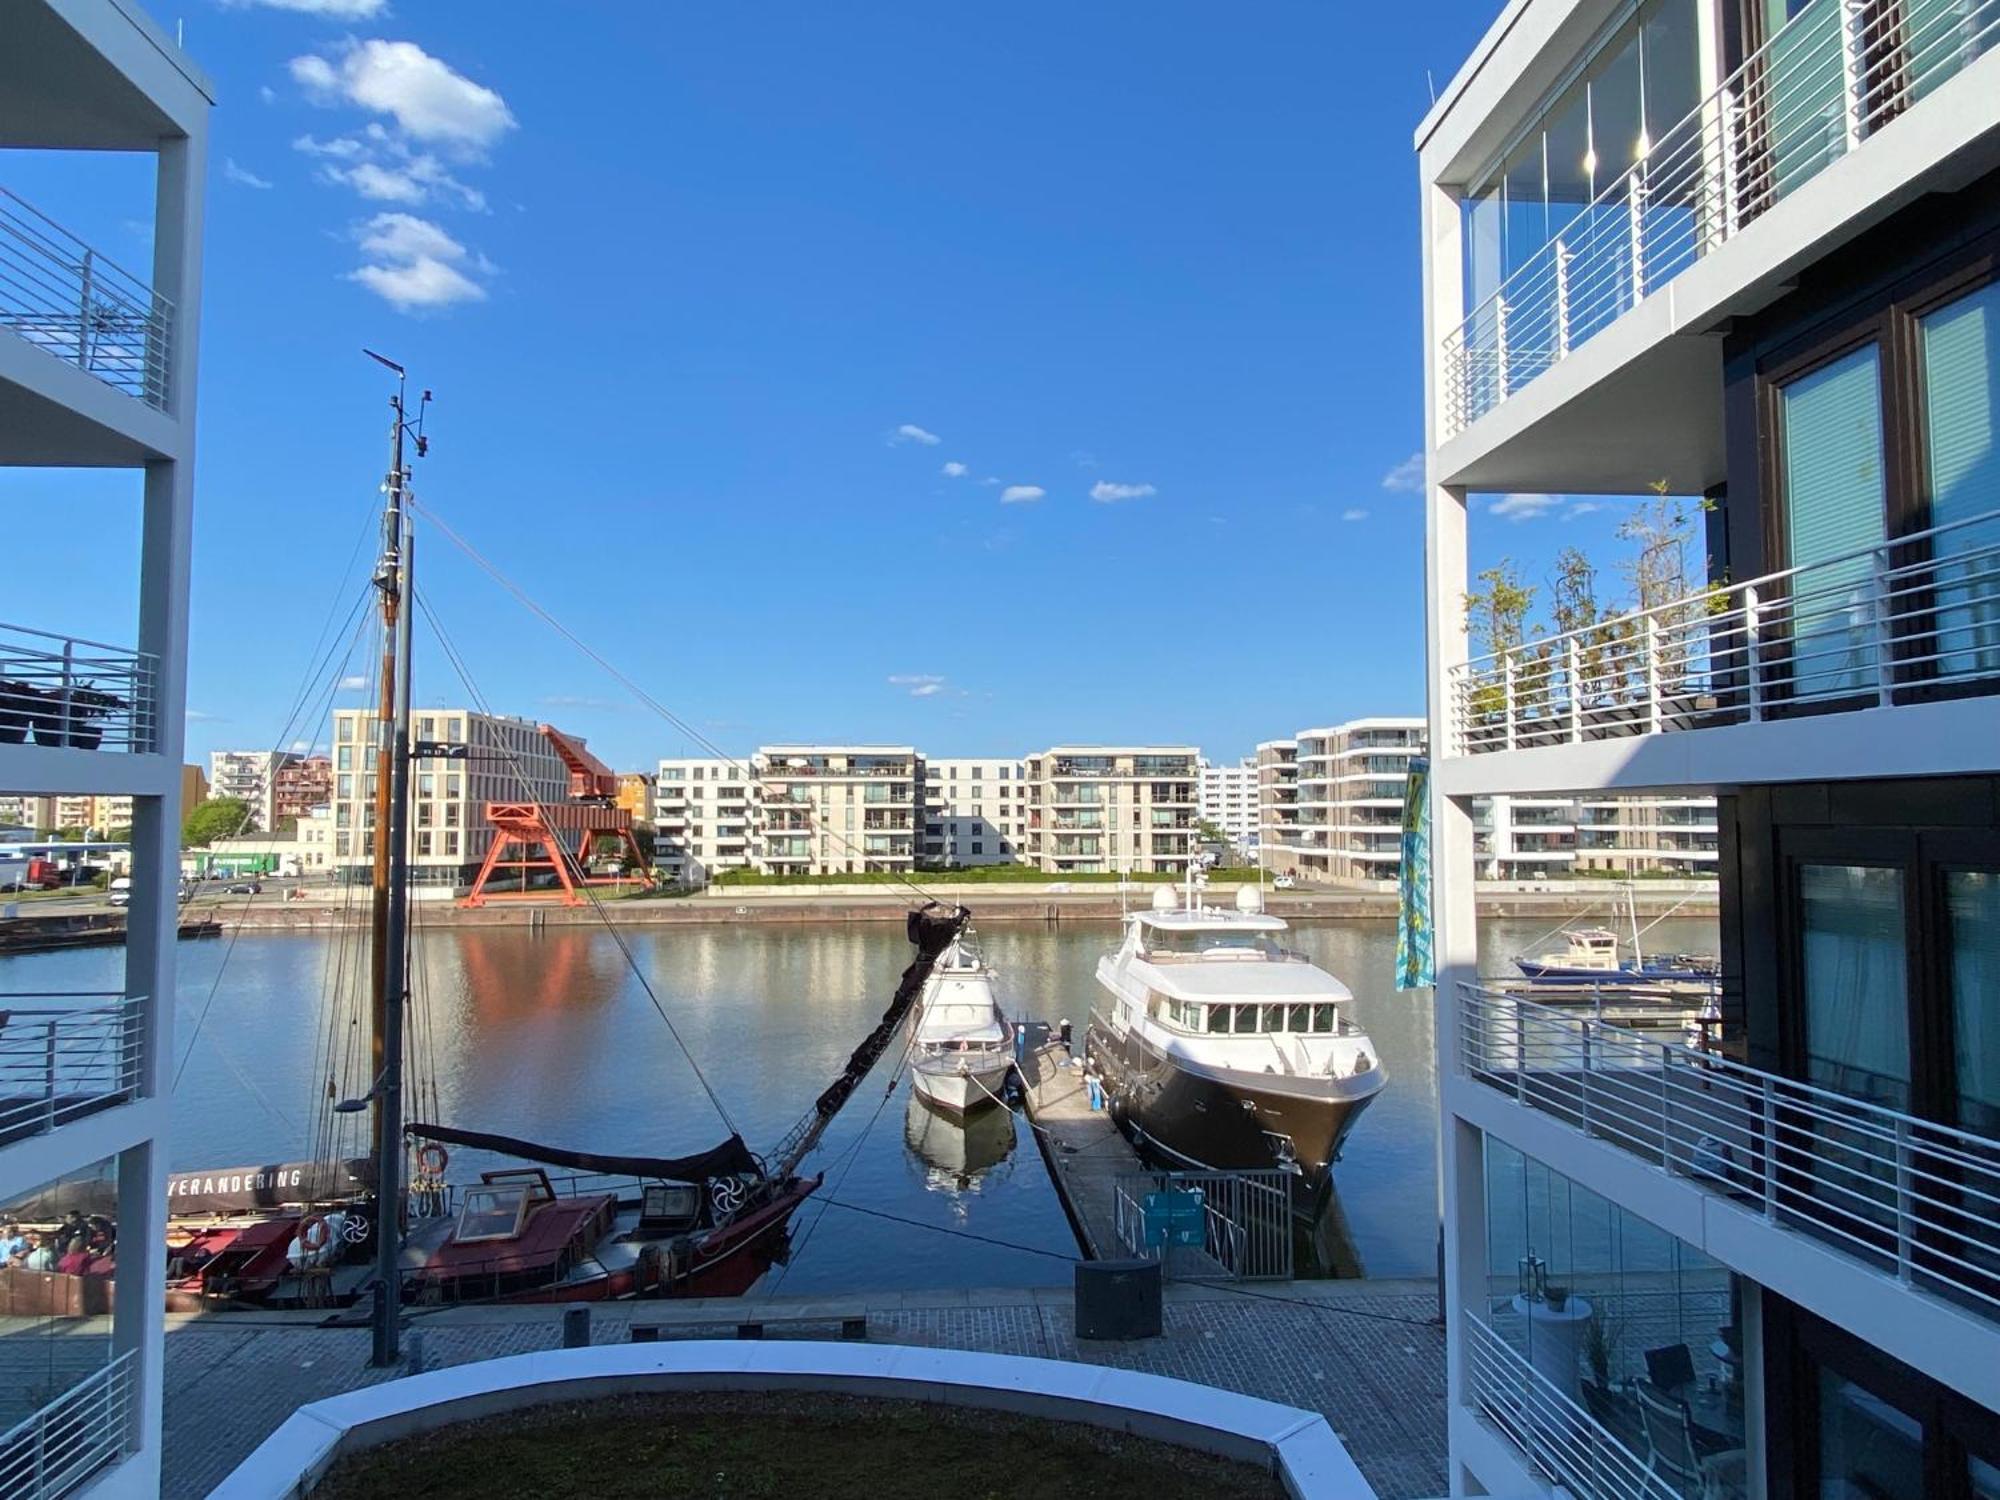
{"left": 1018, "top": 1039, "right": 1139, "bottom": 1260}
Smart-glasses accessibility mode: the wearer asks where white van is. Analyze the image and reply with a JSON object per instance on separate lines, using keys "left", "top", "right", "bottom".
{"left": 108, "top": 876, "right": 132, "bottom": 908}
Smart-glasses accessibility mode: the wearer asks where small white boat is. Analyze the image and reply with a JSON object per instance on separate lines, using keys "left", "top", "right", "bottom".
{"left": 908, "top": 936, "right": 1013, "bottom": 1118}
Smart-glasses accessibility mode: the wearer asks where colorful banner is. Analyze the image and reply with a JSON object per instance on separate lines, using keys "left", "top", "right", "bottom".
{"left": 1395, "top": 754, "right": 1435, "bottom": 991}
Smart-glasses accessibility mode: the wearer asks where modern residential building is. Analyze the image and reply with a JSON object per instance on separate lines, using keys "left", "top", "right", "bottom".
{"left": 921, "top": 757, "right": 1030, "bottom": 867}
{"left": 1422, "top": 0, "right": 2000, "bottom": 1491}
{"left": 1263, "top": 718, "right": 1424, "bottom": 883}
{"left": 1198, "top": 755, "right": 1258, "bottom": 855}
{"left": 654, "top": 757, "right": 755, "bottom": 883}
{"left": 207, "top": 748, "right": 288, "bottom": 831}
{"left": 0, "top": 2, "right": 209, "bottom": 1492}
{"left": 1023, "top": 745, "right": 1200, "bottom": 874}
{"left": 753, "top": 745, "right": 922, "bottom": 875}
{"left": 1255, "top": 738, "right": 1300, "bottom": 860}
{"left": 329, "top": 708, "right": 572, "bottom": 884}
{"left": 271, "top": 754, "right": 331, "bottom": 827}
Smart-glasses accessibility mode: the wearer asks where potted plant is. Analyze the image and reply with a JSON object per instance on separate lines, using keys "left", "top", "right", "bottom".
{"left": 0, "top": 680, "right": 41, "bottom": 744}
{"left": 33, "top": 684, "right": 127, "bottom": 750}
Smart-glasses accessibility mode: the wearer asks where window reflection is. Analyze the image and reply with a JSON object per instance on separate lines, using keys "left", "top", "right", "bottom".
{"left": 1816, "top": 1368, "right": 1923, "bottom": 1499}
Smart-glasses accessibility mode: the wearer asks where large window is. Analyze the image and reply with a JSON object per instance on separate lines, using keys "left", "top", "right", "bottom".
{"left": 1918, "top": 281, "right": 2000, "bottom": 681}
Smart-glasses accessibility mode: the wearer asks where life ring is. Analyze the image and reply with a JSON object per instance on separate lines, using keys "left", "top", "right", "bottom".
{"left": 298, "top": 1215, "right": 333, "bottom": 1253}
{"left": 416, "top": 1144, "right": 449, "bottom": 1176}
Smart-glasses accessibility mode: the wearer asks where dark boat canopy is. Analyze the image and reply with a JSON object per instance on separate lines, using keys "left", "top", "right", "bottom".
{"left": 404, "top": 1123, "right": 760, "bottom": 1184}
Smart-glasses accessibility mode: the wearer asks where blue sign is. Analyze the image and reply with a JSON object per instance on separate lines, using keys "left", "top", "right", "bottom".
{"left": 1142, "top": 1189, "right": 1206, "bottom": 1248}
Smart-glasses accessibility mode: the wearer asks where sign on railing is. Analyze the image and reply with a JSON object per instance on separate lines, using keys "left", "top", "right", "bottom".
{"left": 1112, "top": 1167, "right": 1293, "bottom": 1280}
{"left": 1459, "top": 983, "right": 2000, "bottom": 1319}
{"left": 1441, "top": 0, "right": 2000, "bottom": 435}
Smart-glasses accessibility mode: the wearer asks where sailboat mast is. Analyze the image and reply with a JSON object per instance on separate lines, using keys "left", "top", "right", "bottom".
{"left": 367, "top": 392, "right": 408, "bottom": 1166}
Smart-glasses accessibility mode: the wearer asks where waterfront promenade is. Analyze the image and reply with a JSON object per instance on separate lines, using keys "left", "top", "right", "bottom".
{"left": 164, "top": 1278, "right": 1447, "bottom": 1498}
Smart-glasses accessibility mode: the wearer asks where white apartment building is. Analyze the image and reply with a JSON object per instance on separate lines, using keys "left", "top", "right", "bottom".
{"left": 1255, "top": 738, "right": 1300, "bottom": 858}
{"left": 654, "top": 756, "right": 756, "bottom": 883}
{"left": 1263, "top": 718, "right": 1424, "bottom": 883}
{"left": 0, "top": 3, "right": 208, "bottom": 1492}
{"left": 208, "top": 748, "right": 287, "bottom": 832}
{"left": 922, "top": 757, "right": 1030, "bottom": 867}
{"left": 753, "top": 745, "right": 921, "bottom": 875}
{"left": 330, "top": 708, "right": 570, "bottom": 885}
{"left": 1198, "top": 755, "right": 1258, "bottom": 854}
{"left": 1023, "top": 745, "right": 1200, "bottom": 874}
{"left": 1422, "top": 0, "right": 2000, "bottom": 1492}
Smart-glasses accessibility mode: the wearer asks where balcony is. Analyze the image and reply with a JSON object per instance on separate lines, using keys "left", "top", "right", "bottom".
{"left": 1440, "top": 0, "right": 2000, "bottom": 441}
{"left": 0, "top": 995, "right": 145, "bottom": 1148}
{"left": 1459, "top": 983, "right": 2000, "bottom": 1329}
{"left": 0, "top": 1350, "right": 135, "bottom": 1500}
{"left": 1, "top": 187, "right": 172, "bottom": 411}
{"left": 1444, "top": 509, "right": 2000, "bottom": 790}
{"left": 1, "top": 624, "right": 158, "bottom": 754}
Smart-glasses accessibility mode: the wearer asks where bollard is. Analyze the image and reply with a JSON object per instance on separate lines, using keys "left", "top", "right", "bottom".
{"left": 563, "top": 1306, "right": 590, "bottom": 1349}
{"left": 405, "top": 1327, "right": 426, "bottom": 1376}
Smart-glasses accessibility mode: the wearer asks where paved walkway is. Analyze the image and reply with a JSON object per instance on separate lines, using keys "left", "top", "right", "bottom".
{"left": 163, "top": 1278, "right": 1447, "bottom": 1499}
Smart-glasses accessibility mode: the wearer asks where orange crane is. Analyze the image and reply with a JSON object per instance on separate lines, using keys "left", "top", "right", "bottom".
{"left": 460, "top": 725, "right": 657, "bottom": 907}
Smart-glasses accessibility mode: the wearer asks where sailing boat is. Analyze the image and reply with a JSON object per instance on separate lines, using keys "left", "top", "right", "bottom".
{"left": 162, "top": 371, "right": 968, "bottom": 1310}
{"left": 1511, "top": 885, "right": 1717, "bottom": 985}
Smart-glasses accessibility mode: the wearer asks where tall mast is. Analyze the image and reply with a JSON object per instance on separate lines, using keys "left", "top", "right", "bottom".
{"left": 363, "top": 351, "right": 426, "bottom": 1368}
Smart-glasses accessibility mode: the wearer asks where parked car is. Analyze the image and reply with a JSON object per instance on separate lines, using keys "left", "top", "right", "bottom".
{"left": 108, "top": 876, "right": 132, "bottom": 908}
{"left": 1272, "top": 873, "right": 1296, "bottom": 889}
{"left": 224, "top": 882, "right": 262, "bottom": 895}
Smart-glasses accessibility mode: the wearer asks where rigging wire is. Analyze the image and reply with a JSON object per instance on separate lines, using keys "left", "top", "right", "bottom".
{"left": 410, "top": 584, "right": 743, "bottom": 1142}
{"left": 407, "top": 497, "right": 950, "bottom": 909}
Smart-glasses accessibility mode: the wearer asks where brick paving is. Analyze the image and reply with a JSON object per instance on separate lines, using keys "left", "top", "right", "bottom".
{"left": 162, "top": 1279, "right": 1448, "bottom": 1499}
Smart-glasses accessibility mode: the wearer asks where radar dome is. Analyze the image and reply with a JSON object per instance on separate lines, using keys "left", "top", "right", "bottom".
{"left": 1235, "top": 885, "right": 1265, "bottom": 914}
{"left": 1151, "top": 886, "right": 1177, "bottom": 912}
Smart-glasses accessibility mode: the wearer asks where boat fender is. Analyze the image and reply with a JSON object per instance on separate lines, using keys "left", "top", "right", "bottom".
{"left": 298, "top": 1214, "right": 333, "bottom": 1254}
{"left": 416, "top": 1144, "right": 450, "bottom": 1176}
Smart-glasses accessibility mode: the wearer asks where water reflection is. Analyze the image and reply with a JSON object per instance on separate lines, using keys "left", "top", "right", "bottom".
{"left": 903, "top": 1095, "right": 1017, "bottom": 1196}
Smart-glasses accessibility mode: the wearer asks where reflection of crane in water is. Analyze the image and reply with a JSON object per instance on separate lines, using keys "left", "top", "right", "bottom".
{"left": 460, "top": 724, "right": 656, "bottom": 907}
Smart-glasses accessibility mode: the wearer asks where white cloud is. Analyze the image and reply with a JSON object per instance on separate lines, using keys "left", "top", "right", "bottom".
{"left": 1381, "top": 453, "right": 1426, "bottom": 493}
{"left": 226, "top": 0, "right": 386, "bottom": 15}
{"left": 999, "top": 485, "right": 1045, "bottom": 505}
{"left": 941, "top": 461, "right": 968, "bottom": 478}
{"left": 1089, "top": 481, "right": 1155, "bottom": 504}
{"left": 185, "top": 709, "right": 222, "bottom": 722}
{"left": 337, "top": 674, "right": 368, "bottom": 691}
{"left": 1342, "top": 507, "right": 1369, "bottom": 522}
{"left": 1565, "top": 501, "right": 1605, "bottom": 519}
{"left": 330, "top": 155, "right": 486, "bottom": 210}
{"left": 1490, "top": 492, "right": 1559, "bottom": 522}
{"left": 259, "top": 85, "right": 279, "bottom": 105}
{"left": 979, "top": 476, "right": 1000, "bottom": 486}
{"left": 888, "top": 674, "right": 947, "bottom": 698}
{"left": 293, "top": 133, "right": 365, "bottom": 159}
{"left": 292, "top": 40, "right": 515, "bottom": 154}
{"left": 346, "top": 212, "right": 487, "bottom": 310}
{"left": 892, "top": 423, "right": 940, "bottom": 446}
{"left": 223, "top": 158, "right": 274, "bottom": 190}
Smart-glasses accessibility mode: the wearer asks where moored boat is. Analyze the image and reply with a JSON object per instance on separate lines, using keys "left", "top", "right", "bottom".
{"left": 907, "top": 935, "right": 1013, "bottom": 1118}
{"left": 1086, "top": 881, "right": 1384, "bottom": 1196}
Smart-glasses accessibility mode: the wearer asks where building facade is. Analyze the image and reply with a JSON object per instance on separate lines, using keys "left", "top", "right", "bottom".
{"left": 1422, "top": 0, "right": 2000, "bottom": 1492}
{"left": 1198, "top": 755, "right": 1258, "bottom": 855}
{"left": 921, "top": 757, "right": 1030, "bottom": 867}
{"left": 329, "top": 709, "right": 571, "bottom": 884}
{"left": 753, "top": 745, "right": 921, "bottom": 875}
{"left": 271, "top": 754, "right": 331, "bottom": 826}
{"left": 1261, "top": 718, "right": 1424, "bottom": 883}
{"left": 614, "top": 771, "right": 655, "bottom": 826}
{"left": 0, "top": 3, "right": 209, "bottom": 1492}
{"left": 207, "top": 748, "right": 288, "bottom": 832}
{"left": 1023, "top": 745, "right": 1200, "bottom": 874}
{"left": 653, "top": 757, "right": 755, "bottom": 883}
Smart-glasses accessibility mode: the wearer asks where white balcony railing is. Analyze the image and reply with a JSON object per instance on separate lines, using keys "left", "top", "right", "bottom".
{"left": 0, "top": 996, "right": 147, "bottom": 1146}
{"left": 1459, "top": 983, "right": 2000, "bottom": 1320}
{"left": 1440, "top": 0, "right": 2000, "bottom": 436}
{"left": 0, "top": 1350, "right": 135, "bottom": 1500}
{"left": 1465, "top": 1314, "right": 1674, "bottom": 1500}
{"left": 0, "top": 623, "right": 159, "bottom": 753}
{"left": 1448, "top": 508, "right": 2000, "bottom": 757}
{"left": 0, "top": 188, "right": 172, "bottom": 410}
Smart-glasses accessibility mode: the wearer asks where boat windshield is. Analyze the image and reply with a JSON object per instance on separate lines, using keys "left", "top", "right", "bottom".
{"left": 922, "top": 1002, "right": 1001, "bottom": 1037}
{"left": 1143, "top": 928, "right": 1288, "bottom": 960}
{"left": 1157, "top": 998, "right": 1342, "bottom": 1034}
{"left": 454, "top": 1184, "right": 531, "bottom": 1243}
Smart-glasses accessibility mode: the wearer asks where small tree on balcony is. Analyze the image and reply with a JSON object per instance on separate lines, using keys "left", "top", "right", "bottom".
{"left": 1463, "top": 561, "right": 1539, "bottom": 733}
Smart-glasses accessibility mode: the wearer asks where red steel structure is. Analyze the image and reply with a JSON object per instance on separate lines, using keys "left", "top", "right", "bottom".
{"left": 460, "top": 725, "right": 656, "bottom": 907}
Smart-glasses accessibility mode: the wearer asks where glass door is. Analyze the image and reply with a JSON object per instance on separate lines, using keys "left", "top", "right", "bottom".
{"left": 1916, "top": 281, "right": 2000, "bottom": 686}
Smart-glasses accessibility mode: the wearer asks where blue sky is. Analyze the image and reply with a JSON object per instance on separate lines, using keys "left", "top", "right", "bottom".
{"left": 11, "top": 0, "right": 1652, "bottom": 770}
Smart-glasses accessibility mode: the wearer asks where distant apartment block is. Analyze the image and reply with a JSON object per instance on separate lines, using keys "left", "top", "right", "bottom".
{"left": 271, "top": 753, "right": 331, "bottom": 824}
{"left": 922, "top": 757, "right": 1030, "bottom": 866}
{"left": 329, "top": 708, "right": 570, "bottom": 883}
{"left": 654, "top": 757, "right": 755, "bottom": 882}
{"left": 1255, "top": 738, "right": 1300, "bottom": 858}
{"left": 208, "top": 748, "right": 289, "bottom": 831}
{"left": 754, "top": 745, "right": 921, "bottom": 875}
{"left": 1024, "top": 745, "right": 1200, "bottom": 874}
{"left": 615, "top": 771, "right": 655, "bottom": 825}
{"left": 1198, "top": 755, "right": 1257, "bottom": 853}
{"left": 1262, "top": 718, "right": 1424, "bottom": 882}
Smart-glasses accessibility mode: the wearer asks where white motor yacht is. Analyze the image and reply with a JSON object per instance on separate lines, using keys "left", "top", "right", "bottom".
{"left": 908, "top": 935, "right": 1013, "bottom": 1118}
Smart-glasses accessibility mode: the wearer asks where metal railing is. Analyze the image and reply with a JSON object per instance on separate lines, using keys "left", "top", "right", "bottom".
{"left": 0, "top": 1350, "right": 135, "bottom": 1500}
{"left": 1465, "top": 1315, "right": 1676, "bottom": 1500}
{"left": 1440, "top": 0, "right": 2000, "bottom": 436}
{"left": 1460, "top": 982, "right": 2000, "bottom": 1318}
{"left": 0, "top": 623, "right": 159, "bottom": 754}
{"left": 1111, "top": 1167, "right": 1294, "bottom": 1280}
{"left": 0, "top": 187, "right": 172, "bottom": 410}
{"left": 0, "top": 997, "right": 147, "bottom": 1146}
{"left": 1449, "top": 508, "right": 2000, "bottom": 756}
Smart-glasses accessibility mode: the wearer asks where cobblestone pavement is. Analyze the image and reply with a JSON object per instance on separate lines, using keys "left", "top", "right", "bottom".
{"left": 163, "top": 1279, "right": 1447, "bottom": 1498}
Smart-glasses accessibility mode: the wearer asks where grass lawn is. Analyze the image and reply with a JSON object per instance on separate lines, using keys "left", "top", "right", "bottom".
{"left": 315, "top": 1390, "right": 1288, "bottom": 1499}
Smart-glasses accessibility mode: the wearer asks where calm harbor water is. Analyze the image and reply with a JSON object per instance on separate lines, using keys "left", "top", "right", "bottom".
{"left": 3, "top": 911, "right": 1715, "bottom": 1295}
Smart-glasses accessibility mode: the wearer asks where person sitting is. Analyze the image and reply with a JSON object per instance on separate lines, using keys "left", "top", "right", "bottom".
{"left": 0, "top": 1221, "right": 24, "bottom": 1264}
{"left": 22, "top": 1233, "right": 56, "bottom": 1272}
{"left": 56, "top": 1236, "right": 91, "bottom": 1276}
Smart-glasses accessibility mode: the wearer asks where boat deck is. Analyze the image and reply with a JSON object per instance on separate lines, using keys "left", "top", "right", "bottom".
{"left": 1017, "top": 1040, "right": 1138, "bottom": 1260}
